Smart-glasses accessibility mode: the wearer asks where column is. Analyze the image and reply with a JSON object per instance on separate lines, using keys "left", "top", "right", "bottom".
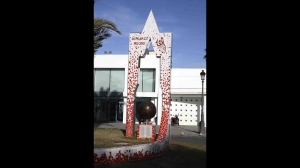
{"left": 157, "top": 87, "right": 162, "bottom": 125}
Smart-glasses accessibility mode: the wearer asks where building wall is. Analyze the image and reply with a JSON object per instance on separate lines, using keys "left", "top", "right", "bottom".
{"left": 170, "top": 95, "right": 206, "bottom": 127}
{"left": 171, "top": 68, "right": 206, "bottom": 94}
{"left": 94, "top": 53, "right": 206, "bottom": 127}
{"left": 170, "top": 68, "right": 206, "bottom": 127}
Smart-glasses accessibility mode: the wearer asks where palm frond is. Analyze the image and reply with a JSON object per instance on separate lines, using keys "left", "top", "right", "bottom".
{"left": 94, "top": 18, "right": 122, "bottom": 35}
{"left": 94, "top": 18, "right": 122, "bottom": 53}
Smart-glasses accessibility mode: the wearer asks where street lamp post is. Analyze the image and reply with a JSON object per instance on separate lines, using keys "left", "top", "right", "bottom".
{"left": 199, "top": 70, "right": 206, "bottom": 135}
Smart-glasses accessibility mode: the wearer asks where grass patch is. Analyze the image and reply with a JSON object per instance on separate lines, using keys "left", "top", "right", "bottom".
{"left": 94, "top": 141, "right": 206, "bottom": 168}
{"left": 94, "top": 128, "right": 153, "bottom": 148}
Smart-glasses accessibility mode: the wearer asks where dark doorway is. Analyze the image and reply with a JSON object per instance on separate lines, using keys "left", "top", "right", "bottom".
{"left": 94, "top": 98, "right": 123, "bottom": 122}
{"left": 109, "top": 101, "right": 116, "bottom": 121}
{"left": 117, "top": 102, "right": 123, "bottom": 121}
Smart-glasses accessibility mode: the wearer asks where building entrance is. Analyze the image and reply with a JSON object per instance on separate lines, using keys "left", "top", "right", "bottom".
{"left": 94, "top": 98, "right": 123, "bottom": 122}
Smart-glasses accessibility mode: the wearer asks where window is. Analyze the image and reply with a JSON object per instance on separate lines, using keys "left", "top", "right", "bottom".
{"left": 94, "top": 69, "right": 125, "bottom": 92}
{"left": 185, "top": 115, "right": 187, "bottom": 117}
{"left": 190, "top": 120, "right": 192, "bottom": 122}
{"left": 176, "top": 99, "right": 177, "bottom": 101}
{"left": 110, "top": 69, "right": 125, "bottom": 92}
{"left": 190, "top": 115, "right": 192, "bottom": 117}
{"left": 185, "top": 120, "right": 187, "bottom": 122}
{"left": 137, "top": 69, "right": 155, "bottom": 92}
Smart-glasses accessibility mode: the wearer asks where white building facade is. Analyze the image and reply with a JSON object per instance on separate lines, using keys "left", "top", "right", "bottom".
{"left": 94, "top": 51, "right": 206, "bottom": 127}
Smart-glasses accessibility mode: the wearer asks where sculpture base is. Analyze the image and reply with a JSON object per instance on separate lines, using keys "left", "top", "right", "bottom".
{"left": 137, "top": 122, "right": 155, "bottom": 141}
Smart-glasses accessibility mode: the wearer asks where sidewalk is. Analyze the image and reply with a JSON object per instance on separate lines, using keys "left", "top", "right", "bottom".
{"left": 94, "top": 122, "right": 206, "bottom": 137}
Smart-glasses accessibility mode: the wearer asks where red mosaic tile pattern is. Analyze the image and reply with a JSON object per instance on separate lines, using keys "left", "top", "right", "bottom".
{"left": 94, "top": 11, "right": 172, "bottom": 165}
{"left": 94, "top": 145, "right": 169, "bottom": 165}
{"left": 94, "top": 127, "right": 170, "bottom": 165}
{"left": 155, "top": 33, "right": 172, "bottom": 142}
{"left": 126, "top": 11, "right": 172, "bottom": 141}
{"left": 137, "top": 14, "right": 172, "bottom": 142}
{"left": 126, "top": 32, "right": 149, "bottom": 137}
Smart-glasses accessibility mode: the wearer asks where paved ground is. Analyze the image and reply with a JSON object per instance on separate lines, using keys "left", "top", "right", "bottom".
{"left": 94, "top": 122, "right": 206, "bottom": 146}
{"left": 171, "top": 136, "right": 206, "bottom": 146}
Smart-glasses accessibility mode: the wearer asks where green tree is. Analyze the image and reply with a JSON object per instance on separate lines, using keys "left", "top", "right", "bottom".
{"left": 94, "top": 0, "right": 122, "bottom": 54}
{"left": 94, "top": 18, "right": 122, "bottom": 54}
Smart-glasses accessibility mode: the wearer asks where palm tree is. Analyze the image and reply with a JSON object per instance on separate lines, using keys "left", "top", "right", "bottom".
{"left": 203, "top": 49, "right": 206, "bottom": 59}
{"left": 94, "top": 0, "right": 122, "bottom": 54}
{"left": 94, "top": 18, "right": 122, "bottom": 54}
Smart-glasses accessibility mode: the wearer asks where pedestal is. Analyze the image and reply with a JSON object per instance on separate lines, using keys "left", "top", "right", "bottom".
{"left": 137, "top": 122, "right": 155, "bottom": 140}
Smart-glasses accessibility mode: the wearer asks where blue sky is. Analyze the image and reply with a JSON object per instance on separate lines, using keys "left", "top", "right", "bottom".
{"left": 94, "top": 0, "right": 206, "bottom": 68}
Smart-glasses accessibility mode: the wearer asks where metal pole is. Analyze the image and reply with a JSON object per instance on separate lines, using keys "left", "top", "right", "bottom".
{"left": 200, "top": 80, "right": 205, "bottom": 135}
{"left": 154, "top": 98, "right": 158, "bottom": 140}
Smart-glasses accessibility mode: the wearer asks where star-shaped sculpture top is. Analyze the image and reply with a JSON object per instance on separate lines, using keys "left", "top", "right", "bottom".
{"left": 141, "top": 10, "right": 160, "bottom": 35}
{"left": 129, "top": 10, "right": 171, "bottom": 57}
